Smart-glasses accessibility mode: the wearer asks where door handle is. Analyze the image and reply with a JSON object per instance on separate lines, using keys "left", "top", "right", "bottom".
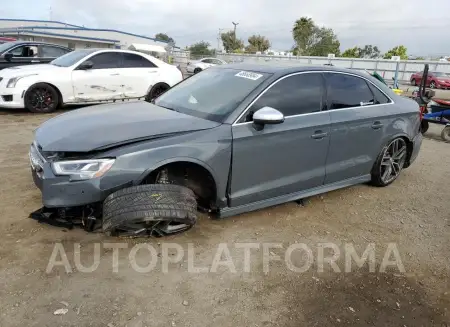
{"left": 31, "top": 60, "right": 40, "bottom": 63}
{"left": 311, "top": 131, "right": 328, "bottom": 139}
{"left": 371, "top": 121, "right": 383, "bottom": 130}
{"left": 110, "top": 73, "right": 120, "bottom": 76}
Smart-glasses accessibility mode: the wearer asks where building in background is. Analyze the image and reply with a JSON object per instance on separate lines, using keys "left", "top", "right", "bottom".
{"left": 0, "top": 18, "right": 168, "bottom": 50}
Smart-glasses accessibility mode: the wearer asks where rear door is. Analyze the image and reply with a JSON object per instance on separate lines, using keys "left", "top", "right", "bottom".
{"left": 230, "top": 72, "right": 331, "bottom": 207}
{"left": 120, "top": 52, "right": 159, "bottom": 98}
{"left": 71, "top": 52, "right": 123, "bottom": 102}
{"left": 38, "top": 45, "right": 71, "bottom": 64}
{"left": 323, "top": 72, "right": 392, "bottom": 184}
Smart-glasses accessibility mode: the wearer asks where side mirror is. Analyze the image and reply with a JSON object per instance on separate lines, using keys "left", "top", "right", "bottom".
{"left": 4, "top": 53, "right": 13, "bottom": 62}
{"left": 252, "top": 107, "right": 284, "bottom": 130}
{"left": 77, "top": 60, "right": 93, "bottom": 70}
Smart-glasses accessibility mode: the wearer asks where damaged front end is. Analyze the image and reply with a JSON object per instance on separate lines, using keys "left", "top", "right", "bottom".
{"left": 29, "top": 204, "right": 102, "bottom": 232}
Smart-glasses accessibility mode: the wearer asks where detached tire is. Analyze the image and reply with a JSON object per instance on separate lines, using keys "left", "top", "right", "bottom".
{"left": 24, "top": 83, "right": 59, "bottom": 113}
{"left": 103, "top": 184, "right": 197, "bottom": 237}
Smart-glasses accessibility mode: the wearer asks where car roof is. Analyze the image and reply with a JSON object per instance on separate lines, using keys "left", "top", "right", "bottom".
{"left": 217, "top": 61, "right": 372, "bottom": 77}
{"left": 4, "top": 40, "right": 70, "bottom": 47}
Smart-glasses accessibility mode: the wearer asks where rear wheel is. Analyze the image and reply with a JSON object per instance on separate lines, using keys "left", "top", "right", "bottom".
{"left": 146, "top": 83, "right": 170, "bottom": 102}
{"left": 194, "top": 68, "right": 202, "bottom": 74}
{"left": 102, "top": 184, "right": 197, "bottom": 237}
{"left": 371, "top": 138, "right": 408, "bottom": 187}
{"left": 441, "top": 125, "right": 450, "bottom": 142}
{"left": 24, "top": 83, "right": 59, "bottom": 113}
{"left": 430, "top": 81, "right": 436, "bottom": 89}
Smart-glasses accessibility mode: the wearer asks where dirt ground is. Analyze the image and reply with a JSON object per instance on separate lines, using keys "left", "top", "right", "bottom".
{"left": 0, "top": 109, "right": 448, "bottom": 327}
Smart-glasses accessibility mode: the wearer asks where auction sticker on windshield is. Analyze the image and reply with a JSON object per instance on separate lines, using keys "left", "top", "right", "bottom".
{"left": 235, "top": 71, "right": 264, "bottom": 81}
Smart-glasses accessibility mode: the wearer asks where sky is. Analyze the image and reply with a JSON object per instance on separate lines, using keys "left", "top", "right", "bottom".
{"left": 1, "top": 0, "right": 449, "bottom": 56}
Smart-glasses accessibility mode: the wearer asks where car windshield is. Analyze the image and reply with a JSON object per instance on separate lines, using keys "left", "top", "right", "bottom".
{"left": 433, "top": 72, "right": 450, "bottom": 77}
{"left": 50, "top": 49, "right": 96, "bottom": 67}
{"left": 0, "top": 42, "right": 14, "bottom": 54}
{"left": 154, "top": 68, "right": 271, "bottom": 122}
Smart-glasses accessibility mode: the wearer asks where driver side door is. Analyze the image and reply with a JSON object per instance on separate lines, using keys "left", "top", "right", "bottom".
{"left": 229, "top": 72, "right": 331, "bottom": 207}
{"left": 70, "top": 52, "right": 123, "bottom": 102}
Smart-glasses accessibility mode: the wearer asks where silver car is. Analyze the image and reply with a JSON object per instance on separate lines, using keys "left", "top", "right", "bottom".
{"left": 30, "top": 63, "right": 422, "bottom": 236}
{"left": 186, "top": 57, "right": 227, "bottom": 74}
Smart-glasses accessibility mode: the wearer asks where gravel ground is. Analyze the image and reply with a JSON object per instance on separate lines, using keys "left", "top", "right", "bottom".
{"left": 0, "top": 109, "right": 449, "bottom": 327}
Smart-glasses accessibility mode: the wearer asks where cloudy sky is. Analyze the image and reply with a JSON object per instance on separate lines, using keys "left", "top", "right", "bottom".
{"left": 1, "top": 0, "right": 449, "bottom": 56}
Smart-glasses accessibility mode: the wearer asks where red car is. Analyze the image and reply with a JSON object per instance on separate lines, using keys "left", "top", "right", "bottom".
{"left": 410, "top": 71, "right": 450, "bottom": 89}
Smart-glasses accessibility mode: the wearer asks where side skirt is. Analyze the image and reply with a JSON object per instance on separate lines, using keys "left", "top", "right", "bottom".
{"left": 218, "top": 175, "right": 371, "bottom": 219}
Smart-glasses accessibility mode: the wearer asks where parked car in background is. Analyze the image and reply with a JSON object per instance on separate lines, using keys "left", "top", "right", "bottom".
{"left": 0, "top": 37, "right": 16, "bottom": 45}
{"left": 0, "top": 48, "right": 183, "bottom": 113}
{"left": 0, "top": 41, "right": 71, "bottom": 71}
{"left": 29, "top": 63, "right": 422, "bottom": 236}
{"left": 186, "top": 57, "right": 227, "bottom": 74}
{"left": 410, "top": 71, "right": 450, "bottom": 89}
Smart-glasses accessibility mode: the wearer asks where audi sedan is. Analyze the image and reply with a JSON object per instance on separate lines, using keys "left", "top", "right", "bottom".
{"left": 29, "top": 62, "right": 422, "bottom": 236}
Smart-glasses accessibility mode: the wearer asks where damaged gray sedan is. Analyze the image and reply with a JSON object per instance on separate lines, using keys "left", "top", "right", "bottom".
{"left": 29, "top": 63, "right": 423, "bottom": 236}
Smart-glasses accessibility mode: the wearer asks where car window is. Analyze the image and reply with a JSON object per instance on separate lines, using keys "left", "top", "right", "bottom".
{"left": 8, "top": 45, "right": 38, "bottom": 57}
{"left": 85, "top": 52, "right": 123, "bottom": 69}
{"left": 202, "top": 59, "right": 213, "bottom": 64}
{"left": 40, "top": 45, "right": 70, "bottom": 58}
{"left": 155, "top": 68, "right": 271, "bottom": 123}
{"left": 122, "top": 53, "right": 157, "bottom": 68}
{"left": 325, "top": 73, "right": 375, "bottom": 110}
{"left": 212, "top": 59, "right": 223, "bottom": 65}
{"left": 367, "top": 83, "right": 391, "bottom": 104}
{"left": 246, "top": 73, "right": 324, "bottom": 120}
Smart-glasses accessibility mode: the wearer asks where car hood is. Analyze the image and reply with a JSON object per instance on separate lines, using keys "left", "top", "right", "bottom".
{"left": 35, "top": 102, "right": 221, "bottom": 152}
{"left": 0, "top": 64, "right": 62, "bottom": 78}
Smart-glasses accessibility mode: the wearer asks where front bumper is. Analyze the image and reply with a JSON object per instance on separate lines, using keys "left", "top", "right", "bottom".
{"left": 0, "top": 87, "right": 25, "bottom": 108}
{"left": 29, "top": 145, "right": 132, "bottom": 208}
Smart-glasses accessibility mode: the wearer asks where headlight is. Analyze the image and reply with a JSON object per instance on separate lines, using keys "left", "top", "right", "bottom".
{"left": 7, "top": 74, "right": 38, "bottom": 88}
{"left": 52, "top": 159, "right": 115, "bottom": 181}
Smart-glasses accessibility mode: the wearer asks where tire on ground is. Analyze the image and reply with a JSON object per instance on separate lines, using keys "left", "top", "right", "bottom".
{"left": 24, "top": 83, "right": 59, "bottom": 113}
{"left": 102, "top": 184, "right": 198, "bottom": 236}
{"left": 194, "top": 68, "right": 202, "bottom": 74}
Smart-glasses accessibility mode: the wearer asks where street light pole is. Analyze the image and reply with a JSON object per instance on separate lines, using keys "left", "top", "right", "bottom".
{"left": 232, "top": 22, "right": 239, "bottom": 41}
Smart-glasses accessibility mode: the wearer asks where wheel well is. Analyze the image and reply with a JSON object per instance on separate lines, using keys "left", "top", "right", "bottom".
{"left": 27, "top": 82, "right": 64, "bottom": 107}
{"left": 141, "top": 162, "right": 217, "bottom": 210}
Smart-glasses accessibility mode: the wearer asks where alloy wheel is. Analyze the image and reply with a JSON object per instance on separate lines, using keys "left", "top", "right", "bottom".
{"left": 28, "top": 87, "right": 55, "bottom": 112}
{"left": 380, "top": 138, "right": 407, "bottom": 184}
{"left": 110, "top": 219, "right": 192, "bottom": 237}
{"left": 430, "top": 81, "right": 436, "bottom": 89}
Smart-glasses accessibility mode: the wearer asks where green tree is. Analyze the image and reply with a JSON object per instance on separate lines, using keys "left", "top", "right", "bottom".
{"left": 221, "top": 31, "right": 244, "bottom": 53}
{"left": 360, "top": 45, "right": 380, "bottom": 58}
{"left": 188, "top": 41, "right": 214, "bottom": 56}
{"left": 245, "top": 34, "right": 271, "bottom": 53}
{"left": 155, "top": 33, "right": 175, "bottom": 44}
{"left": 342, "top": 46, "right": 361, "bottom": 58}
{"left": 292, "top": 17, "right": 340, "bottom": 56}
{"left": 383, "top": 45, "right": 408, "bottom": 60}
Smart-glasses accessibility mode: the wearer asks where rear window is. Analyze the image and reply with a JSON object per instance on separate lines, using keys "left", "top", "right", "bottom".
{"left": 155, "top": 68, "right": 271, "bottom": 122}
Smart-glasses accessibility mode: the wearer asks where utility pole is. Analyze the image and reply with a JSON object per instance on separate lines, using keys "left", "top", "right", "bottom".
{"left": 49, "top": 7, "right": 53, "bottom": 20}
{"left": 232, "top": 22, "right": 239, "bottom": 41}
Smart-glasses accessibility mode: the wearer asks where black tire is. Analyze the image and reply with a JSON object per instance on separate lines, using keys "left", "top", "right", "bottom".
{"left": 103, "top": 184, "right": 197, "bottom": 237}
{"left": 411, "top": 79, "right": 416, "bottom": 86}
{"left": 146, "top": 83, "right": 170, "bottom": 102}
{"left": 24, "top": 83, "right": 59, "bottom": 113}
{"left": 420, "top": 120, "right": 429, "bottom": 134}
{"left": 370, "top": 138, "right": 408, "bottom": 187}
{"left": 194, "top": 68, "right": 202, "bottom": 74}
